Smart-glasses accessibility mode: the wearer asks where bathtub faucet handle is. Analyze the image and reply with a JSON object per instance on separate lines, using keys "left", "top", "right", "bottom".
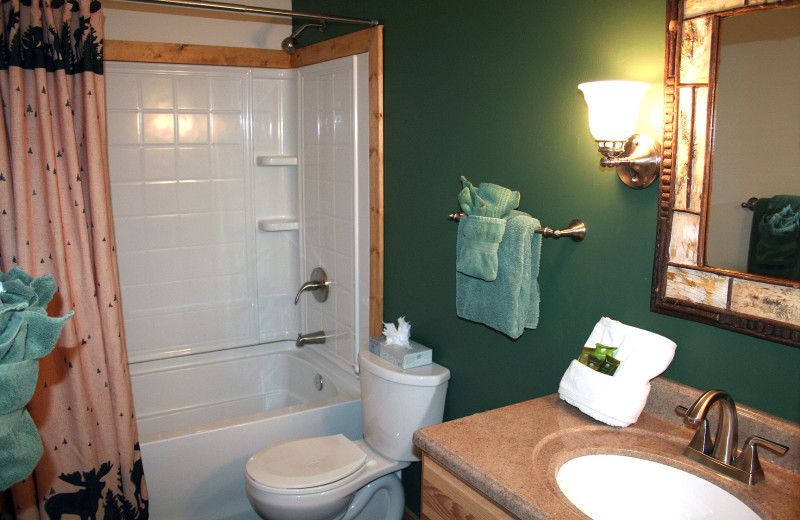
{"left": 294, "top": 267, "right": 331, "bottom": 305}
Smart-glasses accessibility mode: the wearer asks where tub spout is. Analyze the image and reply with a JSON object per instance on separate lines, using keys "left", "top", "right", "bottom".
{"left": 296, "top": 330, "right": 327, "bottom": 347}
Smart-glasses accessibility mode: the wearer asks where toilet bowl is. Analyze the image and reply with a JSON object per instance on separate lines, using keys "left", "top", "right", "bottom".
{"left": 244, "top": 351, "right": 450, "bottom": 520}
{"left": 245, "top": 436, "right": 406, "bottom": 520}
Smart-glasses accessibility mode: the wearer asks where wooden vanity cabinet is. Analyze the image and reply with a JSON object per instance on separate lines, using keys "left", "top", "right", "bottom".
{"left": 421, "top": 453, "right": 518, "bottom": 520}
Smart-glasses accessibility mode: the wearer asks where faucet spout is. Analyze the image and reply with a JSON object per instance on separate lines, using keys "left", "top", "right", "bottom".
{"left": 685, "top": 389, "right": 739, "bottom": 464}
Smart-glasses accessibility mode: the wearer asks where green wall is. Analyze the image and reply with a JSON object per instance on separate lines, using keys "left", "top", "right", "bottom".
{"left": 294, "top": 0, "right": 800, "bottom": 511}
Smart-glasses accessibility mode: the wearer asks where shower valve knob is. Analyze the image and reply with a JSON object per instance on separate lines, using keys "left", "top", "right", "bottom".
{"left": 294, "top": 267, "right": 331, "bottom": 305}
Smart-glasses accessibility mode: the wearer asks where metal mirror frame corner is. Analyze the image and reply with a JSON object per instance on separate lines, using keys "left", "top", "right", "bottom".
{"left": 651, "top": 0, "right": 800, "bottom": 347}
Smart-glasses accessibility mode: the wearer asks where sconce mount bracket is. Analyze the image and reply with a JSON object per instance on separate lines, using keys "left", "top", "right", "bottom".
{"left": 599, "top": 134, "right": 661, "bottom": 189}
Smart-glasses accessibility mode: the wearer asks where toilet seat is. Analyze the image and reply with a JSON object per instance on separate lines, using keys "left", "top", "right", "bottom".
{"left": 246, "top": 435, "right": 368, "bottom": 495}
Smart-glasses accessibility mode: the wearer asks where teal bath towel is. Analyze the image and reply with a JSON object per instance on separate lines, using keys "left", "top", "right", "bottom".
{"left": 456, "top": 211, "right": 542, "bottom": 339}
{"left": 1, "top": 267, "right": 73, "bottom": 491}
{"left": 456, "top": 177, "right": 520, "bottom": 281}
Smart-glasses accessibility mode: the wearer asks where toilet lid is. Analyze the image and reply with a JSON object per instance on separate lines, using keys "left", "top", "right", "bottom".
{"left": 246, "top": 434, "right": 367, "bottom": 489}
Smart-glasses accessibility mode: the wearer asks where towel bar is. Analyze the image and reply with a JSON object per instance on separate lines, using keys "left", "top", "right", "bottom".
{"left": 447, "top": 212, "right": 586, "bottom": 242}
{"left": 742, "top": 197, "right": 759, "bottom": 210}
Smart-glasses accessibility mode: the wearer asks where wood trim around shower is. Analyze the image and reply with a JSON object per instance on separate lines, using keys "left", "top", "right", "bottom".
{"left": 105, "top": 26, "right": 385, "bottom": 337}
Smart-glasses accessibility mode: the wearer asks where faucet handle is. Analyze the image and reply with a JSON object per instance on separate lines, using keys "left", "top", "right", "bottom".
{"left": 734, "top": 435, "right": 789, "bottom": 484}
{"left": 294, "top": 267, "right": 331, "bottom": 305}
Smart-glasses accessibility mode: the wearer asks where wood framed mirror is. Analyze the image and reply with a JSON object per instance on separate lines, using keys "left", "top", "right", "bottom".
{"left": 652, "top": 0, "right": 800, "bottom": 346}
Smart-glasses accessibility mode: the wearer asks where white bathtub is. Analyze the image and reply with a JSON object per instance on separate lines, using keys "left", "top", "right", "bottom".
{"left": 130, "top": 345, "right": 362, "bottom": 520}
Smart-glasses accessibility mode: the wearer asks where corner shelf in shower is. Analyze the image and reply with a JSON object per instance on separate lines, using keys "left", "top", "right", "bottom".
{"left": 258, "top": 218, "right": 299, "bottom": 232}
{"left": 256, "top": 156, "right": 298, "bottom": 167}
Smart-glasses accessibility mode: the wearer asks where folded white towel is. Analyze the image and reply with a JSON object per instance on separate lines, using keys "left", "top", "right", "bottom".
{"left": 558, "top": 317, "right": 677, "bottom": 427}
{"left": 559, "top": 360, "right": 651, "bottom": 427}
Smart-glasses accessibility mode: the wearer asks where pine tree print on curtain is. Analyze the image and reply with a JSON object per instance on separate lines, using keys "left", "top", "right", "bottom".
{"left": 0, "top": 0, "right": 148, "bottom": 518}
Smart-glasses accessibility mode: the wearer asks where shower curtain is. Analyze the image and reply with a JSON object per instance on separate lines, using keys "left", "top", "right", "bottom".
{"left": 0, "top": 0, "right": 148, "bottom": 518}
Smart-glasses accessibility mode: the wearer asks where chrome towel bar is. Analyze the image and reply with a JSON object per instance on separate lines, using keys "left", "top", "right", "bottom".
{"left": 448, "top": 212, "right": 586, "bottom": 242}
{"left": 741, "top": 197, "right": 759, "bottom": 210}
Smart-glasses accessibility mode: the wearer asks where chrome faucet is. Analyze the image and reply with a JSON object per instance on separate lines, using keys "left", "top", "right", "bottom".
{"left": 684, "top": 389, "right": 738, "bottom": 464}
{"left": 294, "top": 267, "right": 331, "bottom": 305}
{"left": 677, "top": 389, "right": 789, "bottom": 485}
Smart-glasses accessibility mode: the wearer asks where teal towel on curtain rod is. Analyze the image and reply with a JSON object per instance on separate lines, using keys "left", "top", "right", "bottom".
{"left": 0, "top": 267, "right": 73, "bottom": 491}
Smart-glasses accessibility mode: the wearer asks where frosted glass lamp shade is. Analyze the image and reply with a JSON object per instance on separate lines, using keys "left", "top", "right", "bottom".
{"left": 578, "top": 81, "right": 650, "bottom": 142}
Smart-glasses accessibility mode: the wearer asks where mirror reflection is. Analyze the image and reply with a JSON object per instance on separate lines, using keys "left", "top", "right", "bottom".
{"left": 705, "top": 7, "right": 800, "bottom": 281}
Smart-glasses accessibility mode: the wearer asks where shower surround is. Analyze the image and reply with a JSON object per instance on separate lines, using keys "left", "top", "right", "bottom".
{"left": 105, "top": 57, "right": 369, "bottom": 518}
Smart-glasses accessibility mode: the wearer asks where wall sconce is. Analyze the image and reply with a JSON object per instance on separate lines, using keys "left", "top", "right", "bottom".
{"left": 578, "top": 80, "right": 661, "bottom": 189}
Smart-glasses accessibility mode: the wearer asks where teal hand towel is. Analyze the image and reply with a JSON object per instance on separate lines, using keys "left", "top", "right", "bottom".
{"left": 1, "top": 268, "right": 73, "bottom": 491}
{"left": 0, "top": 406, "right": 44, "bottom": 491}
{"left": 456, "top": 177, "right": 520, "bottom": 281}
{"left": 457, "top": 215, "right": 507, "bottom": 281}
{"left": 456, "top": 211, "right": 542, "bottom": 339}
{"left": 0, "top": 360, "right": 42, "bottom": 490}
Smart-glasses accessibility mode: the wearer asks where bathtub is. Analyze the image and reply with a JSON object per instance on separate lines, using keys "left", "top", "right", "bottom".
{"left": 130, "top": 345, "right": 362, "bottom": 520}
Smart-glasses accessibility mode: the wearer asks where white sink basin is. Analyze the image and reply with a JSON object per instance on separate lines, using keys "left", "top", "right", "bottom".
{"left": 556, "top": 454, "right": 761, "bottom": 520}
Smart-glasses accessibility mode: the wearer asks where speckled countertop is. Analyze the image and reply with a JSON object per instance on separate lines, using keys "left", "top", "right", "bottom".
{"left": 413, "top": 378, "right": 800, "bottom": 520}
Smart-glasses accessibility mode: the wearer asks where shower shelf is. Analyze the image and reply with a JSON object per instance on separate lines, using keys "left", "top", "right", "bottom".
{"left": 258, "top": 218, "right": 299, "bottom": 232}
{"left": 256, "top": 155, "right": 298, "bottom": 166}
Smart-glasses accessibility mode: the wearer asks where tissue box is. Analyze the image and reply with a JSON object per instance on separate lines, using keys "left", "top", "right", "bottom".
{"left": 369, "top": 336, "right": 432, "bottom": 369}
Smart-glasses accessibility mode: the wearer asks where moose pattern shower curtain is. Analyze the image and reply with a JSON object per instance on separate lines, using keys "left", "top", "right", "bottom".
{"left": 0, "top": 0, "right": 147, "bottom": 518}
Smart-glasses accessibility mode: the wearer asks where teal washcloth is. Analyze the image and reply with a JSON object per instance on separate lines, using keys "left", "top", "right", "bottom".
{"left": 457, "top": 176, "right": 520, "bottom": 218}
{"left": 456, "top": 211, "right": 542, "bottom": 339}
{"left": 456, "top": 177, "right": 520, "bottom": 281}
{"left": 1, "top": 267, "right": 73, "bottom": 491}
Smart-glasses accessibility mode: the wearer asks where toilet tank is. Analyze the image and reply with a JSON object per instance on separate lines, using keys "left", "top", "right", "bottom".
{"left": 358, "top": 350, "right": 450, "bottom": 462}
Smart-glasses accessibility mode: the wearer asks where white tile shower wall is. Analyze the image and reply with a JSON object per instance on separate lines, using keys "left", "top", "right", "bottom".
{"left": 298, "top": 55, "right": 370, "bottom": 369}
{"left": 106, "top": 63, "right": 298, "bottom": 363}
{"left": 252, "top": 69, "right": 300, "bottom": 342}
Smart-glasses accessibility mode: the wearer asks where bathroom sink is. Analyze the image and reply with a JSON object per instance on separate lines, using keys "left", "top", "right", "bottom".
{"left": 556, "top": 454, "right": 761, "bottom": 520}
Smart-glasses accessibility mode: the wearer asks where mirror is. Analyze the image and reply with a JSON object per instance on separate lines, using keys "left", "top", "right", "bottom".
{"left": 652, "top": 0, "right": 800, "bottom": 347}
{"left": 705, "top": 7, "right": 800, "bottom": 275}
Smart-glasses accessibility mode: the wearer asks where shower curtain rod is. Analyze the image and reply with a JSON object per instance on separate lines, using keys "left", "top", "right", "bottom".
{"left": 119, "top": 0, "right": 379, "bottom": 26}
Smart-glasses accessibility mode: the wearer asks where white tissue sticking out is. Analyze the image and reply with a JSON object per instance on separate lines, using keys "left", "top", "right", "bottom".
{"left": 382, "top": 316, "right": 411, "bottom": 347}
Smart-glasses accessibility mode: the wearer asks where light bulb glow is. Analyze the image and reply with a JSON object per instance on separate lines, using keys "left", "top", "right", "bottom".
{"left": 578, "top": 81, "right": 650, "bottom": 142}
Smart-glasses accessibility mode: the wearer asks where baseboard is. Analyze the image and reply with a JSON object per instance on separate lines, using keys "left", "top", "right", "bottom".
{"left": 403, "top": 507, "right": 420, "bottom": 520}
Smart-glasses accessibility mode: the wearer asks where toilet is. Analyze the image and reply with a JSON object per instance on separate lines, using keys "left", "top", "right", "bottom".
{"left": 244, "top": 350, "right": 450, "bottom": 520}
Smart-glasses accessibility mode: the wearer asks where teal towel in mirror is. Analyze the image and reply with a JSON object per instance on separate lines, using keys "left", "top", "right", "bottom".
{"left": 747, "top": 195, "right": 800, "bottom": 282}
{"left": 456, "top": 211, "right": 542, "bottom": 339}
{"left": 1, "top": 267, "right": 73, "bottom": 491}
{"left": 456, "top": 177, "right": 520, "bottom": 281}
